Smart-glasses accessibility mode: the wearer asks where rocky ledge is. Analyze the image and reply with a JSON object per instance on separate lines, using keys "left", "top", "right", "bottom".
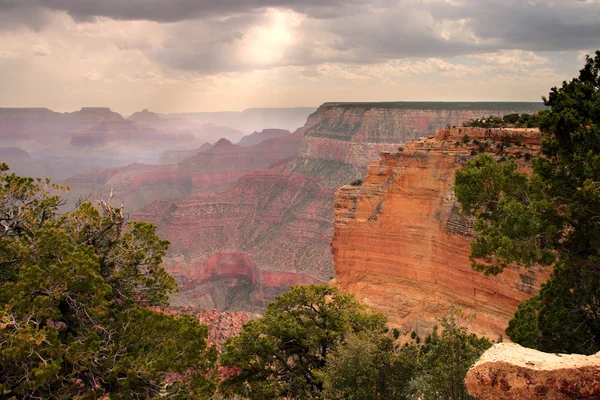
{"left": 465, "top": 343, "right": 600, "bottom": 400}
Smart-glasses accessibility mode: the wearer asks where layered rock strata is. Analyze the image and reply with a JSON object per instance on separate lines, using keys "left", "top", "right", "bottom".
{"left": 65, "top": 132, "right": 302, "bottom": 212}
{"left": 299, "top": 102, "right": 546, "bottom": 167}
{"left": 136, "top": 104, "right": 545, "bottom": 313}
{"left": 465, "top": 343, "right": 600, "bottom": 400}
{"left": 136, "top": 164, "right": 339, "bottom": 311}
{"left": 237, "top": 129, "right": 291, "bottom": 146}
{"left": 332, "top": 127, "right": 549, "bottom": 338}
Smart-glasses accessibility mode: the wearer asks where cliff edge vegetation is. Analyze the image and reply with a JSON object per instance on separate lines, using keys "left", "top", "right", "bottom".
{"left": 455, "top": 51, "right": 600, "bottom": 355}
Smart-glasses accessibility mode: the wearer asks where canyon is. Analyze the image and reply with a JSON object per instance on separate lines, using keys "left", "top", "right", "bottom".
{"left": 64, "top": 131, "right": 302, "bottom": 212}
{"left": 135, "top": 103, "right": 545, "bottom": 313}
{"left": 237, "top": 128, "right": 291, "bottom": 146}
{"left": 332, "top": 126, "right": 550, "bottom": 339}
{"left": 0, "top": 107, "right": 248, "bottom": 180}
{"left": 0, "top": 103, "right": 550, "bottom": 333}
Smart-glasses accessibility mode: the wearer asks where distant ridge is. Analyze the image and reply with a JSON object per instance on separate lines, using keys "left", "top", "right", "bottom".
{"left": 322, "top": 101, "right": 547, "bottom": 111}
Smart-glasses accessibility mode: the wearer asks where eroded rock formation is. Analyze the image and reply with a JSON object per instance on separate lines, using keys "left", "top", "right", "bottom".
{"left": 65, "top": 132, "right": 302, "bottom": 212}
{"left": 299, "top": 102, "right": 545, "bottom": 166}
{"left": 136, "top": 104, "right": 544, "bottom": 313}
{"left": 237, "top": 129, "right": 291, "bottom": 146}
{"left": 465, "top": 343, "right": 600, "bottom": 400}
{"left": 332, "top": 127, "right": 550, "bottom": 338}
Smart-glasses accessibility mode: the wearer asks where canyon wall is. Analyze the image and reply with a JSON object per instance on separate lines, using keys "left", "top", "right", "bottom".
{"left": 136, "top": 103, "right": 545, "bottom": 313}
{"left": 332, "top": 127, "right": 550, "bottom": 339}
{"left": 64, "top": 132, "right": 302, "bottom": 212}
{"left": 299, "top": 102, "right": 545, "bottom": 167}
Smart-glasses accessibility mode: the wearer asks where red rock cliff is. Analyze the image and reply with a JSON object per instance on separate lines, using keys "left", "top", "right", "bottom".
{"left": 136, "top": 103, "right": 545, "bottom": 314}
{"left": 299, "top": 103, "right": 543, "bottom": 168}
{"left": 332, "top": 127, "right": 550, "bottom": 338}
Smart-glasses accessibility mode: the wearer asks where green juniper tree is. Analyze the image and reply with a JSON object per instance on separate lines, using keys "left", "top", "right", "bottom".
{"left": 413, "top": 307, "right": 491, "bottom": 400}
{"left": 220, "top": 285, "right": 391, "bottom": 400}
{"left": 454, "top": 51, "right": 600, "bottom": 355}
{"left": 0, "top": 164, "right": 217, "bottom": 399}
{"left": 321, "top": 330, "right": 417, "bottom": 400}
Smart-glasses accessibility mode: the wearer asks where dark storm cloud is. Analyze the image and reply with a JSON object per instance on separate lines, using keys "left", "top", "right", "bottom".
{"left": 1, "top": 0, "right": 599, "bottom": 73}
{"left": 0, "top": 0, "right": 362, "bottom": 23}
{"left": 461, "top": 0, "right": 600, "bottom": 51}
{"left": 144, "top": 0, "right": 600, "bottom": 73}
{"left": 0, "top": 0, "right": 53, "bottom": 31}
{"left": 318, "top": 0, "right": 600, "bottom": 59}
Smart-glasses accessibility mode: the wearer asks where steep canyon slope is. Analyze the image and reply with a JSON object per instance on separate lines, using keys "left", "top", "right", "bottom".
{"left": 136, "top": 103, "right": 545, "bottom": 313}
{"left": 64, "top": 132, "right": 302, "bottom": 212}
{"left": 332, "top": 127, "right": 550, "bottom": 339}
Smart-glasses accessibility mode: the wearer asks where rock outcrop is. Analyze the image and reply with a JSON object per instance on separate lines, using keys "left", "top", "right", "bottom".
{"left": 465, "top": 343, "right": 600, "bottom": 400}
{"left": 332, "top": 127, "right": 549, "bottom": 338}
{"left": 65, "top": 132, "right": 303, "bottom": 212}
{"left": 158, "top": 143, "right": 214, "bottom": 164}
{"left": 237, "top": 129, "right": 290, "bottom": 146}
{"left": 136, "top": 103, "right": 545, "bottom": 313}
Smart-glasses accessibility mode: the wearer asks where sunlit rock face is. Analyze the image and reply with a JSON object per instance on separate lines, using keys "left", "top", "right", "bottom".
{"left": 136, "top": 103, "right": 545, "bottom": 313}
{"left": 332, "top": 127, "right": 550, "bottom": 339}
{"left": 465, "top": 343, "right": 600, "bottom": 400}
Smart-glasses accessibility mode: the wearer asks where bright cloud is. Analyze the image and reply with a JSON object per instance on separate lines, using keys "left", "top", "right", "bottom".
{"left": 0, "top": 0, "right": 597, "bottom": 112}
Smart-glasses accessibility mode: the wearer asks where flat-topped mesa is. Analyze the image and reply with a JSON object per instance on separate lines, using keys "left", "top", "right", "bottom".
{"left": 332, "top": 127, "right": 548, "bottom": 339}
{"left": 299, "top": 103, "right": 544, "bottom": 169}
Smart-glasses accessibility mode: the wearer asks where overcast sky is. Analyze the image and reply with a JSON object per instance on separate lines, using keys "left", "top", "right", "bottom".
{"left": 0, "top": 0, "right": 598, "bottom": 114}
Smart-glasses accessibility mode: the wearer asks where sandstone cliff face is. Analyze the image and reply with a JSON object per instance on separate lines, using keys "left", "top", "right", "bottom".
{"left": 136, "top": 104, "right": 545, "bottom": 313}
{"left": 465, "top": 343, "right": 600, "bottom": 400}
{"left": 332, "top": 127, "right": 550, "bottom": 338}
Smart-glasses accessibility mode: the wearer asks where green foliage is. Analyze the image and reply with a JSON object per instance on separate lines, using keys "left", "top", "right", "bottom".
{"left": 506, "top": 259, "right": 600, "bottom": 354}
{"left": 413, "top": 307, "right": 492, "bottom": 400}
{"left": 455, "top": 154, "right": 559, "bottom": 275}
{"left": 322, "top": 332, "right": 417, "bottom": 400}
{"left": 220, "top": 285, "right": 389, "bottom": 399}
{"left": 0, "top": 165, "right": 216, "bottom": 399}
{"left": 463, "top": 112, "right": 541, "bottom": 128}
{"left": 454, "top": 51, "right": 600, "bottom": 354}
{"left": 350, "top": 179, "right": 364, "bottom": 186}
{"left": 221, "top": 285, "right": 491, "bottom": 400}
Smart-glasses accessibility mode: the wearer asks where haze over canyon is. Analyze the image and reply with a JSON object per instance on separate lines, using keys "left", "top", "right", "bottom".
{"left": 0, "top": 102, "right": 548, "bottom": 328}
{"left": 2, "top": 0, "right": 600, "bottom": 397}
